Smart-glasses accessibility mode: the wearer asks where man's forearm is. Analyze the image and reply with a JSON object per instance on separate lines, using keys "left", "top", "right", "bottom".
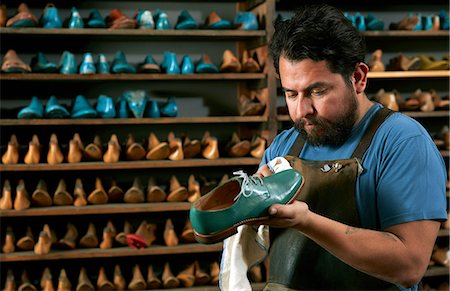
{"left": 296, "top": 211, "right": 439, "bottom": 288}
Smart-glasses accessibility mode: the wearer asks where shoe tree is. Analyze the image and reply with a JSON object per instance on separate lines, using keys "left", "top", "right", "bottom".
{"left": 238, "top": 92, "right": 266, "bottom": 116}
{"left": 32, "top": 179, "right": 52, "bottom": 207}
{"left": 99, "top": 225, "right": 115, "bottom": 249}
{"left": 76, "top": 267, "right": 94, "bottom": 291}
{"left": 97, "top": 266, "right": 115, "bottom": 290}
{"left": 2, "top": 134, "right": 19, "bottom": 164}
{"left": 374, "top": 89, "right": 399, "bottom": 112}
{"left": 24, "top": 134, "right": 41, "bottom": 164}
{"left": 180, "top": 217, "right": 195, "bottom": 243}
{"left": 79, "top": 222, "right": 98, "bottom": 248}
{"left": 16, "top": 225, "right": 34, "bottom": 251}
{"left": 73, "top": 178, "right": 88, "bottom": 207}
{"left": 166, "top": 175, "right": 188, "bottom": 202}
{"left": 84, "top": 135, "right": 102, "bottom": 161}
{"left": 18, "top": 270, "right": 36, "bottom": 291}
{"left": 2, "top": 225, "right": 15, "bottom": 253}
{"left": 57, "top": 222, "right": 78, "bottom": 249}
{"left": 113, "top": 265, "right": 126, "bottom": 291}
{"left": 241, "top": 50, "right": 260, "bottom": 73}
{"left": 146, "top": 132, "right": 170, "bottom": 160}
{"left": 108, "top": 179, "right": 124, "bottom": 202}
{"left": 147, "top": 176, "right": 167, "bottom": 202}
{"left": 162, "top": 262, "right": 180, "bottom": 289}
{"left": 41, "top": 267, "right": 55, "bottom": 291}
{"left": 249, "top": 264, "right": 263, "bottom": 283}
{"left": 125, "top": 133, "right": 146, "bottom": 161}
{"left": 182, "top": 135, "right": 201, "bottom": 159}
{"left": 134, "top": 220, "right": 157, "bottom": 247}
{"left": 187, "top": 174, "right": 201, "bottom": 203}
{"left": 4, "top": 269, "right": 16, "bottom": 291}
{"left": 412, "top": 89, "right": 435, "bottom": 112}
{"left": 115, "top": 220, "right": 133, "bottom": 246}
{"left": 168, "top": 132, "right": 184, "bottom": 161}
{"left": 227, "top": 132, "right": 250, "bottom": 157}
{"left": 368, "top": 49, "right": 385, "bottom": 72}
{"left": 67, "top": 133, "right": 84, "bottom": 164}
{"left": 146, "top": 265, "right": 161, "bottom": 289}
{"left": 0, "top": 179, "right": 13, "bottom": 210}
{"left": 250, "top": 135, "right": 266, "bottom": 159}
{"left": 164, "top": 218, "right": 179, "bottom": 247}
{"left": 128, "top": 265, "right": 146, "bottom": 290}
{"left": 220, "top": 49, "right": 241, "bottom": 73}
{"left": 67, "top": 139, "right": 83, "bottom": 163}
{"left": 210, "top": 261, "right": 220, "bottom": 285}
{"left": 124, "top": 177, "right": 145, "bottom": 203}
{"left": 194, "top": 260, "right": 210, "bottom": 285}
{"left": 87, "top": 177, "right": 108, "bottom": 204}
{"left": 57, "top": 269, "right": 72, "bottom": 291}
{"left": 103, "top": 134, "right": 121, "bottom": 163}
{"left": 201, "top": 131, "right": 219, "bottom": 160}
{"left": 176, "top": 262, "right": 195, "bottom": 288}
{"left": 34, "top": 224, "right": 52, "bottom": 255}
{"left": 53, "top": 179, "right": 73, "bottom": 206}
{"left": 47, "top": 133, "right": 64, "bottom": 164}
{"left": 14, "top": 179, "right": 31, "bottom": 210}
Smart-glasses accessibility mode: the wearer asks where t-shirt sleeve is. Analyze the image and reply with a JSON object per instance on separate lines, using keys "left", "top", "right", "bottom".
{"left": 375, "top": 134, "right": 447, "bottom": 229}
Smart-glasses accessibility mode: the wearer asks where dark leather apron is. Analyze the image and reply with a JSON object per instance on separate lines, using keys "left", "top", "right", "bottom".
{"left": 265, "top": 107, "right": 399, "bottom": 290}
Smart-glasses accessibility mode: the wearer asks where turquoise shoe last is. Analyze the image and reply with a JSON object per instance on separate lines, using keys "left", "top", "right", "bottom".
{"left": 181, "top": 55, "right": 194, "bottom": 74}
{"left": 145, "top": 100, "right": 160, "bottom": 118}
{"left": 136, "top": 9, "right": 154, "bottom": 28}
{"left": 45, "top": 95, "right": 69, "bottom": 119}
{"left": 234, "top": 11, "right": 258, "bottom": 30}
{"left": 111, "top": 51, "right": 136, "bottom": 74}
{"left": 96, "top": 54, "right": 110, "bottom": 74}
{"left": 59, "top": 51, "right": 77, "bottom": 74}
{"left": 162, "top": 52, "right": 180, "bottom": 74}
{"left": 40, "top": 3, "right": 62, "bottom": 28}
{"left": 68, "top": 7, "right": 84, "bottom": 28}
{"left": 87, "top": 9, "right": 106, "bottom": 28}
{"left": 154, "top": 9, "right": 171, "bottom": 30}
{"left": 71, "top": 95, "right": 97, "bottom": 118}
{"left": 18, "top": 96, "right": 44, "bottom": 119}
{"left": 175, "top": 9, "right": 198, "bottom": 29}
{"left": 96, "top": 95, "right": 116, "bottom": 118}
{"left": 160, "top": 96, "right": 178, "bottom": 117}
{"left": 190, "top": 168, "right": 304, "bottom": 244}
{"left": 30, "top": 52, "right": 57, "bottom": 73}
{"left": 79, "top": 53, "right": 96, "bottom": 74}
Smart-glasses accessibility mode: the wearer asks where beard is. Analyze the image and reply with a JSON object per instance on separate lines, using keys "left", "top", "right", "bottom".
{"left": 291, "top": 89, "right": 358, "bottom": 147}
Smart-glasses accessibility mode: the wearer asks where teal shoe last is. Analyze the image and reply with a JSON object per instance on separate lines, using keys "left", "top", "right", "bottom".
{"left": 190, "top": 168, "right": 304, "bottom": 244}
{"left": 175, "top": 10, "right": 198, "bottom": 29}
{"left": 45, "top": 96, "right": 69, "bottom": 118}
{"left": 71, "top": 95, "right": 97, "bottom": 118}
{"left": 18, "top": 96, "right": 44, "bottom": 119}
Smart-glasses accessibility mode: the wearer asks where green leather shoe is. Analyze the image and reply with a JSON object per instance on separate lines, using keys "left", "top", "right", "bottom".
{"left": 190, "top": 169, "right": 303, "bottom": 244}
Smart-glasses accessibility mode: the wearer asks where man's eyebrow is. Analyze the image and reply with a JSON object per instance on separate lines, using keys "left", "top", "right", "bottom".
{"left": 282, "top": 82, "right": 329, "bottom": 93}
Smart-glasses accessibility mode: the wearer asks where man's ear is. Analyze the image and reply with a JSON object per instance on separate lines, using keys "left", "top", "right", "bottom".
{"left": 352, "top": 62, "right": 369, "bottom": 94}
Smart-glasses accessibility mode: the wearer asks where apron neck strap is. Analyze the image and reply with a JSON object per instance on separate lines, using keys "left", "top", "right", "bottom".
{"left": 288, "top": 107, "right": 394, "bottom": 158}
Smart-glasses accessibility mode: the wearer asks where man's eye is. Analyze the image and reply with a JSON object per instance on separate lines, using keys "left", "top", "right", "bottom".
{"left": 311, "top": 88, "right": 326, "bottom": 96}
{"left": 285, "top": 92, "right": 297, "bottom": 99}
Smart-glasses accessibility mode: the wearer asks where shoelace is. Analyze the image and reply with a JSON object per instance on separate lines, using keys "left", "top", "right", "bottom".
{"left": 232, "top": 170, "right": 264, "bottom": 201}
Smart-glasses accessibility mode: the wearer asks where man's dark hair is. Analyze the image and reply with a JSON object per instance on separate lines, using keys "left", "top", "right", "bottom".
{"left": 269, "top": 4, "right": 366, "bottom": 82}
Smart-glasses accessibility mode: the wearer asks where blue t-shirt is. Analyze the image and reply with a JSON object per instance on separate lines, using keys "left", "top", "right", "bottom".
{"left": 261, "top": 103, "right": 447, "bottom": 290}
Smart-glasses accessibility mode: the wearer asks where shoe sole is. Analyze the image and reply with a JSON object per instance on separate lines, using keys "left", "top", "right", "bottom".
{"left": 193, "top": 179, "right": 305, "bottom": 244}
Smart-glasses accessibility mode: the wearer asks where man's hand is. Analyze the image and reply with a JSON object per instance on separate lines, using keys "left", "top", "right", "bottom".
{"left": 261, "top": 200, "right": 311, "bottom": 229}
{"left": 254, "top": 164, "right": 273, "bottom": 178}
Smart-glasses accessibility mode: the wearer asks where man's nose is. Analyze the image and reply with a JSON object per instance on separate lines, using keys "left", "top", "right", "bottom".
{"left": 296, "top": 95, "right": 314, "bottom": 118}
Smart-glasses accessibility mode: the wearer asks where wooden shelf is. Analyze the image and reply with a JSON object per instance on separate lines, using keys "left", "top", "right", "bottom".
{"left": 0, "top": 202, "right": 192, "bottom": 217}
{"left": 0, "top": 73, "right": 266, "bottom": 81}
{"left": 0, "top": 243, "right": 223, "bottom": 262}
{"left": 438, "top": 228, "right": 449, "bottom": 237}
{"left": 276, "top": 110, "right": 449, "bottom": 121}
{"left": 0, "top": 28, "right": 265, "bottom": 39}
{"left": 0, "top": 157, "right": 261, "bottom": 172}
{"left": 0, "top": 116, "right": 268, "bottom": 126}
{"left": 367, "top": 71, "right": 450, "bottom": 79}
{"left": 424, "top": 266, "right": 450, "bottom": 277}
{"left": 362, "top": 31, "right": 450, "bottom": 38}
